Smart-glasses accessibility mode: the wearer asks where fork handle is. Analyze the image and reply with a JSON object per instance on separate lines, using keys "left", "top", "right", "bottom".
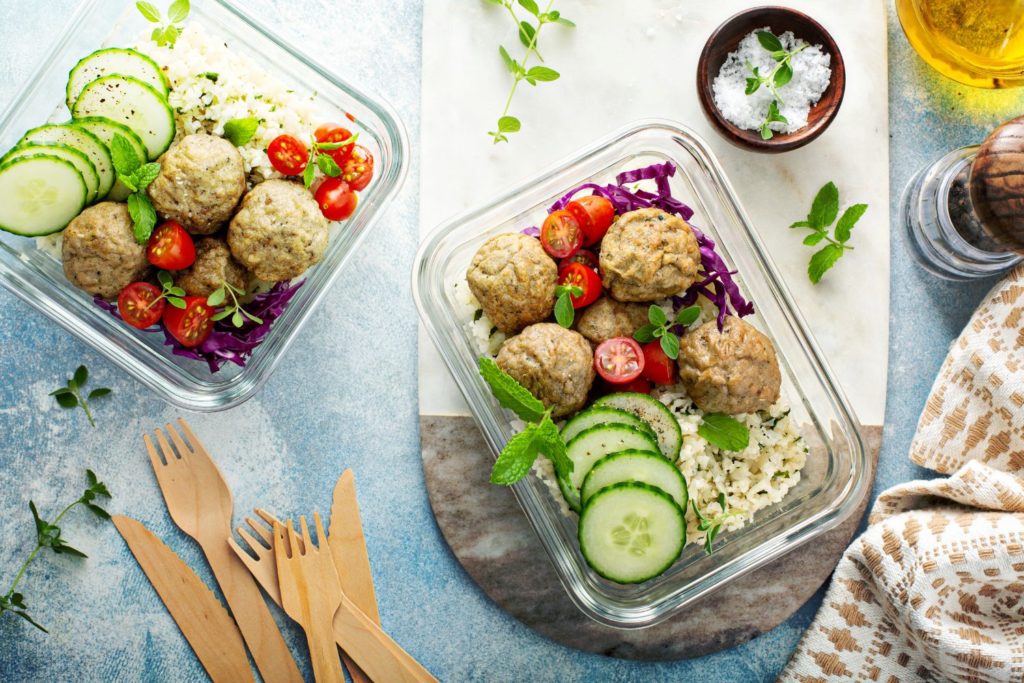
{"left": 333, "top": 593, "right": 437, "bottom": 683}
{"left": 308, "top": 611, "right": 346, "bottom": 683}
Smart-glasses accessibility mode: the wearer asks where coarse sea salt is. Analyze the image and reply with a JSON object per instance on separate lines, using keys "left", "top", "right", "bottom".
{"left": 712, "top": 27, "right": 831, "bottom": 135}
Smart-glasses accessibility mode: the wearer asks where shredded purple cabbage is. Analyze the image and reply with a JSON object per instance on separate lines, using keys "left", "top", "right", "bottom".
{"left": 520, "top": 226, "right": 540, "bottom": 237}
{"left": 94, "top": 280, "right": 304, "bottom": 373}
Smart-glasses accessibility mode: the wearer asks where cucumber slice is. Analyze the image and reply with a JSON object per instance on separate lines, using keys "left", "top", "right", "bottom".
{"left": 560, "top": 424, "right": 660, "bottom": 512}
{"left": 66, "top": 47, "right": 169, "bottom": 110}
{"left": 72, "top": 117, "right": 149, "bottom": 200}
{"left": 0, "top": 155, "right": 86, "bottom": 236}
{"left": 581, "top": 451, "right": 688, "bottom": 509}
{"left": 579, "top": 482, "right": 685, "bottom": 584}
{"left": 595, "top": 393, "right": 683, "bottom": 462}
{"left": 561, "top": 406, "right": 659, "bottom": 446}
{"left": 72, "top": 75, "right": 175, "bottom": 160}
{"left": 1, "top": 143, "right": 99, "bottom": 204}
{"left": 20, "top": 123, "right": 114, "bottom": 200}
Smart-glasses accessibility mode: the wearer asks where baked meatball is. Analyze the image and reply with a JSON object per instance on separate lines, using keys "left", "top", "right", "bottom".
{"left": 227, "top": 179, "right": 329, "bottom": 282}
{"left": 467, "top": 233, "right": 557, "bottom": 335}
{"left": 148, "top": 134, "right": 246, "bottom": 235}
{"left": 496, "top": 323, "right": 595, "bottom": 418}
{"left": 576, "top": 296, "right": 650, "bottom": 344}
{"left": 62, "top": 202, "right": 150, "bottom": 299}
{"left": 677, "top": 317, "right": 781, "bottom": 415}
{"left": 174, "top": 237, "right": 249, "bottom": 298}
{"left": 599, "top": 208, "right": 701, "bottom": 302}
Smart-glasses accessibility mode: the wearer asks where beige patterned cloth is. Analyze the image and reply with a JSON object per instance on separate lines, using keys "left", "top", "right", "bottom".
{"left": 781, "top": 264, "right": 1024, "bottom": 683}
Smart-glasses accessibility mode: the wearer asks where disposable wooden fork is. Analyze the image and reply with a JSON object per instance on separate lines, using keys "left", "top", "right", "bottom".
{"left": 145, "top": 419, "right": 302, "bottom": 683}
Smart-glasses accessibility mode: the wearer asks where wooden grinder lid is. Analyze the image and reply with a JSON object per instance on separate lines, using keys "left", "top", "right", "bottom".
{"left": 970, "top": 115, "right": 1024, "bottom": 253}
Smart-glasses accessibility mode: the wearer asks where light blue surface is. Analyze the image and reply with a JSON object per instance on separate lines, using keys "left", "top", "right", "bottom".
{"left": 1, "top": 1, "right": 1022, "bottom": 681}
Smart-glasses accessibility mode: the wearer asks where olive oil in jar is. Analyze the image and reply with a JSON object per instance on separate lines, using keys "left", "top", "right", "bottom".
{"left": 896, "top": 0, "right": 1024, "bottom": 87}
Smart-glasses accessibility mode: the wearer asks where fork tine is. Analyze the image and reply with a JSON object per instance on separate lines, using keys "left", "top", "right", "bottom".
{"left": 273, "top": 521, "right": 288, "bottom": 559}
{"left": 286, "top": 520, "right": 299, "bottom": 558}
{"left": 164, "top": 423, "right": 193, "bottom": 462}
{"left": 245, "top": 516, "right": 274, "bottom": 545}
{"left": 236, "top": 526, "right": 268, "bottom": 555}
{"left": 177, "top": 418, "right": 208, "bottom": 457}
{"left": 314, "top": 512, "right": 327, "bottom": 550}
{"left": 298, "top": 517, "right": 312, "bottom": 555}
{"left": 254, "top": 508, "right": 279, "bottom": 527}
{"left": 144, "top": 434, "right": 165, "bottom": 469}
{"left": 153, "top": 428, "right": 180, "bottom": 465}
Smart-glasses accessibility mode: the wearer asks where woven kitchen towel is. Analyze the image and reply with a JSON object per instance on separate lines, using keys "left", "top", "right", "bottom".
{"left": 781, "top": 263, "right": 1024, "bottom": 683}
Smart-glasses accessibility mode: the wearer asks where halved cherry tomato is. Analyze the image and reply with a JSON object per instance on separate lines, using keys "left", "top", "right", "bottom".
{"left": 559, "top": 249, "right": 600, "bottom": 273}
{"left": 341, "top": 145, "right": 374, "bottom": 192}
{"left": 641, "top": 340, "right": 676, "bottom": 385}
{"left": 558, "top": 262, "right": 601, "bottom": 309}
{"left": 162, "top": 296, "right": 215, "bottom": 348}
{"left": 146, "top": 221, "right": 195, "bottom": 270}
{"left": 267, "top": 135, "right": 309, "bottom": 176}
{"left": 618, "top": 377, "right": 652, "bottom": 394}
{"left": 117, "top": 282, "right": 165, "bottom": 329}
{"left": 314, "top": 177, "right": 358, "bottom": 221}
{"left": 314, "top": 123, "right": 356, "bottom": 166}
{"left": 540, "top": 210, "right": 583, "bottom": 259}
{"left": 594, "top": 337, "right": 645, "bottom": 384}
{"left": 568, "top": 195, "right": 615, "bottom": 246}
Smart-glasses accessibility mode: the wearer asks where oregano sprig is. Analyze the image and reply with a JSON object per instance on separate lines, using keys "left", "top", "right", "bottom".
{"left": 137, "top": 0, "right": 190, "bottom": 47}
{"left": 634, "top": 304, "right": 701, "bottom": 360}
{"left": 789, "top": 181, "right": 867, "bottom": 284}
{"left": 301, "top": 134, "right": 359, "bottom": 189}
{"left": 744, "top": 30, "right": 807, "bottom": 140}
{"left": 49, "top": 366, "right": 111, "bottom": 428}
{"left": 553, "top": 283, "right": 582, "bottom": 328}
{"left": 692, "top": 492, "right": 743, "bottom": 555}
{"left": 206, "top": 281, "right": 263, "bottom": 328}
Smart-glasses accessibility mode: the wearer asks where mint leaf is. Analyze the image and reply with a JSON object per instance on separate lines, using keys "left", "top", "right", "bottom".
{"left": 756, "top": 30, "right": 784, "bottom": 53}
{"left": 136, "top": 1, "right": 161, "bottom": 22}
{"left": 808, "top": 181, "right": 840, "bottom": 230}
{"left": 536, "top": 414, "right": 572, "bottom": 484}
{"left": 834, "top": 204, "right": 867, "bottom": 243}
{"left": 127, "top": 193, "right": 157, "bottom": 244}
{"left": 478, "top": 357, "right": 546, "bottom": 423}
{"left": 131, "top": 162, "right": 161, "bottom": 190}
{"left": 223, "top": 117, "right": 259, "bottom": 146}
{"left": 802, "top": 233, "right": 825, "bottom": 246}
{"left": 109, "top": 134, "right": 141, "bottom": 176}
{"left": 808, "top": 243, "right": 844, "bottom": 284}
{"left": 698, "top": 413, "right": 750, "bottom": 452}
{"left": 490, "top": 424, "right": 543, "bottom": 485}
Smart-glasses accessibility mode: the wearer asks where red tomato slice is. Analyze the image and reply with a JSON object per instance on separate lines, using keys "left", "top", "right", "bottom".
{"left": 267, "top": 135, "right": 309, "bottom": 176}
{"left": 641, "top": 341, "right": 676, "bottom": 385}
{"left": 341, "top": 145, "right": 374, "bottom": 192}
{"left": 162, "top": 296, "right": 215, "bottom": 348}
{"left": 540, "top": 210, "right": 583, "bottom": 259}
{"left": 315, "top": 123, "right": 356, "bottom": 165}
{"left": 559, "top": 249, "right": 600, "bottom": 273}
{"left": 146, "top": 221, "right": 195, "bottom": 270}
{"left": 594, "top": 337, "right": 645, "bottom": 384}
{"left": 618, "top": 377, "right": 652, "bottom": 394}
{"left": 558, "top": 262, "right": 601, "bottom": 309}
{"left": 315, "top": 177, "right": 358, "bottom": 221}
{"left": 570, "top": 195, "right": 615, "bottom": 246}
{"left": 117, "top": 282, "right": 165, "bottom": 329}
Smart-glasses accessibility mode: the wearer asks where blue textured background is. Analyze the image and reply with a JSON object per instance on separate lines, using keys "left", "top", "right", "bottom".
{"left": 1, "top": 1, "right": 1022, "bottom": 681}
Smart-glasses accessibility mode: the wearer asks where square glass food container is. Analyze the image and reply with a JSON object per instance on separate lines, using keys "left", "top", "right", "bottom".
{"left": 413, "top": 120, "right": 867, "bottom": 628}
{"left": 0, "top": 0, "right": 408, "bottom": 411}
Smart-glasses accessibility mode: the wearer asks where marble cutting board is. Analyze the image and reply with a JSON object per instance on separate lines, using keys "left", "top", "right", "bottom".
{"left": 417, "top": 0, "right": 889, "bottom": 659}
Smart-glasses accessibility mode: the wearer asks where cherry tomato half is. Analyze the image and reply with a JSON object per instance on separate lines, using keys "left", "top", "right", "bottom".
{"left": 641, "top": 340, "right": 676, "bottom": 385}
{"left": 540, "top": 210, "right": 583, "bottom": 260}
{"left": 342, "top": 145, "right": 374, "bottom": 192}
{"left": 267, "top": 135, "right": 309, "bottom": 176}
{"left": 162, "top": 296, "right": 215, "bottom": 348}
{"left": 146, "top": 221, "right": 195, "bottom": 270}
{"left": 559, "top": 249, "right": 600, "bottom": 273}
{"left": 314, "top": 177, "right": 358, "bottom": 221}
{"left": 315, "top": 123, "right": 356, "bottom": 166}
{"left": 118, "top": 282, "right": 165, "bottom": 329}
{"left": 558, "top": 262, "right": 602, "bottom": 309}
{"left": 594, "top": 337, "right": 645, "bottom": 384}
{"left": 568, "top": 195, "right": 615, "bottom": 246}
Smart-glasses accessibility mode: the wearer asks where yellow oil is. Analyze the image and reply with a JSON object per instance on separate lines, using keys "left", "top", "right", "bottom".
{"left": 896, "top": 0, "right": 1024, "bottom": 87}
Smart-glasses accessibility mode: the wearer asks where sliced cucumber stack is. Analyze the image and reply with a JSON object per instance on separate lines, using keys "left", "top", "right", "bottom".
{"left": 0, "top": 155, "right": 86, "bottom": 236}
{"left": 66, "top": 47, "right": 169, "bottom": 110}
{"left": 20, "top": 123, "right": 114, "bottom": 200}
{"left": 595, "top": 393, "right": 683, "bottom": 462}
{"left": 581, "top": 451, "right": 688, "bottom": 509}
{"left": 73, "top": 117, "right": 149, "bottom": 200}
{"left": 579, "top": 482, "right": 685, "bottom": 584}
{"left": 72, "top": 75, "right": 175, "bottom": 160}
{"left": 561, "top": 406, "right": 658, "bottom": 446}
{"left": 559, "top": 424, "right": 660, "bottom": 512}
{"left": 1, "top": 143, "right": 99, "bottom": 205}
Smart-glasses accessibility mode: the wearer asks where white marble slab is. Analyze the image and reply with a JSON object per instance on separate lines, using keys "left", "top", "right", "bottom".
{"left": 418, "top": 0, "right": 890, "bottom": 425}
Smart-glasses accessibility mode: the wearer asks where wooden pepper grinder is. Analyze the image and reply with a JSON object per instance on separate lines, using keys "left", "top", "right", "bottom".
{"left": 970, "top": 115, "right": 1024, "bottom": 253}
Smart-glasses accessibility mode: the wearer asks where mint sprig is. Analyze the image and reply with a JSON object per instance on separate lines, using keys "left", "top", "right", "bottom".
{"left": 137, "top": 0, "right": 189, "bottom": 47}
{"left": 49, "top": 366, "right": 111, "bottom": 428}
{"left": 111, "top": 134, "right": 161, "bottom": 243}
{"left": 634, "top": 304, "right": 701, "bottom": 360}
{"left": 790, "top": 181, "right": 867, "bottom": 284}
{"left": 697, "top": 412, "right": 750, "bottom": 452}
{"left": 692, "top": 492, "right": 742, "bottom": 555}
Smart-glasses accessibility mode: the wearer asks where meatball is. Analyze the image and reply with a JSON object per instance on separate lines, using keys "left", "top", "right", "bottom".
{"left": 62, "top": 202, "right": 151, "bottom": 299}
{"left": 677, "top": 317, "right": 781, "bottom": 415}
{"left": 174, "top": 237, "right": 249, "bottom": 298}
{"left": 467, "top": 233, "right": 557, "bottom": 335}
{"left": 599, "top": 208, "right": 701, "bottom": 302}
{"left": 496, "top": 323, "right": 595, "bottom": 418}
{"left": 576, "top": 296, "right": 650, "bottom": 344}
{"left": 148, "top": 134, "right": 246, "bottom": 235}
{"left": 227, "top": 179, "right": 329, "bottom": 282}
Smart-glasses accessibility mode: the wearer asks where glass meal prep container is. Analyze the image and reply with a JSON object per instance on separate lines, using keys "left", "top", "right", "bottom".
{"left": 0, "top": 0, "right": 408, "bottom": 411}
{"left": 413, "top": 120, "right": 867, "bottom": 628}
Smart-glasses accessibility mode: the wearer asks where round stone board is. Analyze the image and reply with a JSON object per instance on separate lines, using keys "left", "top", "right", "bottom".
{"left": 420, "top": 415, "right": 882, "bottom": 660}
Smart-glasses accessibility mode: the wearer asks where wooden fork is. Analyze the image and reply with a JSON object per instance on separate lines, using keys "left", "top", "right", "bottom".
{"left": 145, "top": 419, "right": 302, "bottom": 683}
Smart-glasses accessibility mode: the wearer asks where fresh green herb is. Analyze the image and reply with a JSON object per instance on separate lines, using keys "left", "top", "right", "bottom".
{"left": 222, "top": 117, "right": 259, "bottom": 146}
{"left": 478, "top": 358, "right": 572, "bottom": 486}
{"left": 300, "top": 133, "right": 358, "bottom": 188}
{"left": 743, "top": 30, "right": 806, "bottom": 140}
{"left": 789, "top": 181, "right": 867, "bottom": 284}
{"left": 156, "top": 270, "right": 187, "bottom": 309}
{"left": 137, "top": 0, "right": 190, "bottom": 47}
{"left": 760, "top": 99, "right": 788, "bottom": 140}
{"left": 633, "top": 304, "right": 701, "bottom": 360}
{"left": 199, "top": 71, "right": 219, "bottom": 82}
{"left": 206, "top": 281, "right": 263, "bottom": 328}
{"left": 49, "top": 366, "right": 111, "bottom": 428}
{"left": 691, "top": 492, "right": 742, "bottom": 555}
{"left": 0, "top": 470, "right": 111, "bottom": 632}
{"left": 553, "top": 283, "right": 582, "bottom": 328}
{"left": 697, "top": 412, "right": 750, "bottom": 452}
{"left": 484, "top": 0, "right": 575, "bottom": 144}
{"left": 111, "top": 134, "right": 161, "bottom": 243}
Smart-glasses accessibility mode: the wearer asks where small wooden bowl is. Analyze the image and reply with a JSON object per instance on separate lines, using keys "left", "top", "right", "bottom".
{"left": 697, "top": 6, "right": 845, "bottom": 153}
